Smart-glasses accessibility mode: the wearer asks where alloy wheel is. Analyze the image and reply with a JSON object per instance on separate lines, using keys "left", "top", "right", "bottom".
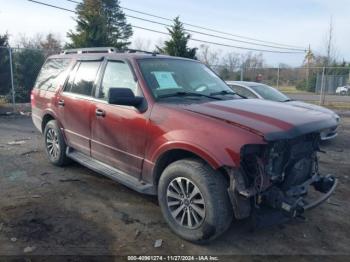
{"left": 46, "top": 128, "right": 60, "bottom": 159}
{"left": 166, "top": 177, "right": 206, "bottom": 229}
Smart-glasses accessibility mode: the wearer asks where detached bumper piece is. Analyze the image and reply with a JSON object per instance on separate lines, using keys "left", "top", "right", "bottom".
{"left": 228, "top": 171, "right": 338, "bottom": 228}
{"left": 263, "top": 175, "right": 337, "bottom": 216}
{"left": 304, "top": 175, "right": 338, "bottom": 210}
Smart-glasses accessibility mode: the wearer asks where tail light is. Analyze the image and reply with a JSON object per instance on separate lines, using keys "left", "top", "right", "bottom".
{"left": 31, "top": 89, "right": 35, "bottom": 107}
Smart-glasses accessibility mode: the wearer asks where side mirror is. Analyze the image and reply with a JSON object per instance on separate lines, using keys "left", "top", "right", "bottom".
{"left": 108, "top": 88, "right": 143, "bottom": 108}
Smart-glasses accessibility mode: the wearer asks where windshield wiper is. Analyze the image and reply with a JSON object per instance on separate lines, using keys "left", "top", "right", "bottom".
{"left": 210, "top": 90, "right": 236, "bottom": 96}
{"left": 282, "top": 98, "right": 293, "bottom": 102}
{"left": 158, "top": 91, "right": 223, "bottom": 100}
{"left": 210, "top": 90, "right": 247, "bottom": 99}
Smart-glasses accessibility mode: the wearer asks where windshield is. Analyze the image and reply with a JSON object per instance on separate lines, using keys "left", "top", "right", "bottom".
{"left": 248, "top": 84, "right": 290, "bottom": 102}
{"left": 138, "top": 58, "right": 234, "bottom": 100}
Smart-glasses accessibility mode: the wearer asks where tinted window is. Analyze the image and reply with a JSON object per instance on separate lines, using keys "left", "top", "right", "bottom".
{"left": 99, "top": 61, "right": 137, "bottom": 100}
{"left": 229, "top": 85, "right": 258, "bottom": 98}
{"left": 66, "top": 61, "right": 101, "bottom": 96}
{"left": 35, "top": 58, "right": 71, "bottom": 91}
{"left": 248, "top": 84, "right": 290, "bottom": 102}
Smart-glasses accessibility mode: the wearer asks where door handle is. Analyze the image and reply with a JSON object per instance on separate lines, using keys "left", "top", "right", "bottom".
{"left": 58, "top": 99, "right": 65, "bottom": 106}
{"left": 95, "top": 109, "right": 106, "bottom": 117}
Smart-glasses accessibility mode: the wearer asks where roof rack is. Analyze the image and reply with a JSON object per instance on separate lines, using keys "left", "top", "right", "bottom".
{"left": 126, "top": 49, "right": 158, "bottom": 55}
{"left": 60, "top": 47, "right": 158, "bottom": 56}
{"left": 61, "top": 47, "right": 117, "bottom": 55}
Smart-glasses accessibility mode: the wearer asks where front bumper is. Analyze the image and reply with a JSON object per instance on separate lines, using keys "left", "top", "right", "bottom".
{"left": 227, "top": 170, "right": 338, "bottom": 226}
{"left": 320, "top": 128, "right": 338, "bottom": 140}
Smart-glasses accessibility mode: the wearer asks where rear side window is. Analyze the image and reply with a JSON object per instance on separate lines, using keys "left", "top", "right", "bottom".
{"left": 35, "top": 58, "right": 71, "bottom": 91}
{"left": 65, "top": 61, "right": 101, "bottom": 96}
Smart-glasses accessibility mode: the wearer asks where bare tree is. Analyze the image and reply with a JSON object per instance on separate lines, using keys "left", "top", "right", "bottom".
{"left": 197, "top": 44, "right": 220, "bottom": 67}
{"left": 320, "top": 17, "right": 338, "bottom": 104}
{"left": 15, "top": 33, "right": 43, "bottom": 49}
{"left": 218, "top": 52, "right": 241, "bottom": 80}
{"left": 14, "top": 33, "right": 61, "bottom": 53}
{"left": 324, "top": 16, "right": 337, "bottom": 66}
{"left": 241, "top": 52, "right": 264, "bottom": 69}
{"left": 132, "top": 37, "right": 151, "bottom": 51}
{"left": 222, "top": 52, "right": 241, "bottom": 72}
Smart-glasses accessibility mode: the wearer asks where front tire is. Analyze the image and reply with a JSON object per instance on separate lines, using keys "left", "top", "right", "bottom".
{"left": 158, "top": 159, "right": 233, "bottom": 243}
{"left": 43, "top": 120, "right": 70, "bottom": 166}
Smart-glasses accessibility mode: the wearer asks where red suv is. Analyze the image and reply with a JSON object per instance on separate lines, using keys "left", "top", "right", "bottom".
{"left": 32, "top": 47, "right": 337, "bottom": 242}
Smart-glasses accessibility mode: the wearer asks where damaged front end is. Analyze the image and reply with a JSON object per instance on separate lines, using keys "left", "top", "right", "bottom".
{"left": 227, "top": 133, "right": 337, "bottom": 227}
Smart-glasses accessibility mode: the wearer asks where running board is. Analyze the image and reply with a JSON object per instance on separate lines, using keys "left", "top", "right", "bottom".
{"left": 66, "top": 148, "right": 156, "bottom": 195}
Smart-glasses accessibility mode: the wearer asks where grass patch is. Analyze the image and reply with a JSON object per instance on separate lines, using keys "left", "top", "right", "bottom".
{"left": 275, "top": 86, "right": 312, "bottom": 94}
{"left": 0, "top": 96, "right": 8, "bottom": 106}
{"left": 304, "top": 100, "right": 350, "bottom": 110}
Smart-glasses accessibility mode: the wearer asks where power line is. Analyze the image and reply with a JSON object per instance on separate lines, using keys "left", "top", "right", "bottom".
{"left": 122, "top": 14, "right": 305, "bottom": 51}
{"left": 66, "top": 0, "right": 305, "bottom": 50}
{"left": 27, "top": 0, "right": 305, "bottom": 54}
{"left": 132, "top": 26, "right": 303, "bottom": 53}
{"left": 66, "top": 0, "right": 304, "bottom": 51}
{"left": 29, "top": 0, "right": 76, "bottom": 13}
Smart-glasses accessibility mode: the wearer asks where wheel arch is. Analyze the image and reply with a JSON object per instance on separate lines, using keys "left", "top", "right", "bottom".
{"left": 152, "top": 147, "right": 231, "bottom": 187}
{"left": 41, "top": 113, "right": 56, "bottom": 133}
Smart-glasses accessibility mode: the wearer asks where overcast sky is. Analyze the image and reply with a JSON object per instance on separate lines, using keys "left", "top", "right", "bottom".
{"left": 0, "top": 0, "right": 349, "bottom": 66}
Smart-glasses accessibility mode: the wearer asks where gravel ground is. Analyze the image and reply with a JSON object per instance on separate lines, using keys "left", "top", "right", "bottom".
{"left": 0, "top": 115, "right": 349, "bottom": 259}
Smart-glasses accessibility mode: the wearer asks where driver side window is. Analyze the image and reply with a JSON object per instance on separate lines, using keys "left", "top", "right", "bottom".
{"left": 99, "top": 61, "right": 137, "bottom": 100}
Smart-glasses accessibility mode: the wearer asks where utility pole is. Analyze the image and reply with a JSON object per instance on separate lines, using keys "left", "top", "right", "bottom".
{"left": 276, "top": 66, "right": 280, "bottom": 89}
{"left": 322, "top": 17, "right": 333, "bottom": 103}
{"left": 303, "top": 44, "right": 314, "bottom": 91}
{"left": 306, "top": 44, "right": 312, "bottom": 91}
{"left": 8, "top": 47, "right": 15, "bottom": 112}
{"left": 320, "top": 67, "right": 325, "bottom": 105}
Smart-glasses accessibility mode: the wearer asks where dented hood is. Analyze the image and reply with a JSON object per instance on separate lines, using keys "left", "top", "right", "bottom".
{"left": 184, "top": 99, "right": 338, "bottom": 141}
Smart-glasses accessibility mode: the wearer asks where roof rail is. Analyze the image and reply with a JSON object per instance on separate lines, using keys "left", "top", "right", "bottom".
{"left": 61, "top": 47, "right": 117, "bottom": 55}
{"left": 60, "top": 47, "right": 158, "bottom": 56}
{"left": 126, "top": 49, "right": 158, "bottom": 55}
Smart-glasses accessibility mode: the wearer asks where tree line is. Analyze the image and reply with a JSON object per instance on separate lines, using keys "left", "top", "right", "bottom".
{"left": 0, "top": 0, "right": 349, "bottom": 103}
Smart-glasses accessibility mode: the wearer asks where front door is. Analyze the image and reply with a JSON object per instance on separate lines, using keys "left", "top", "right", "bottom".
{"left": 58, "top": 60, "right": 102, "bottom": 156}
{"left": 91, "top": 60, "right": 148, "bottom": 178}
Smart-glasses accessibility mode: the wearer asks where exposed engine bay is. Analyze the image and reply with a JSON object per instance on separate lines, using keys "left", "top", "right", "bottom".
{"left": 227, "top": 133, "right": 337, "bottom": 227}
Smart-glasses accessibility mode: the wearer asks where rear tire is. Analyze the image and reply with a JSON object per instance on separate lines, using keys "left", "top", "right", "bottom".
{"left": 158, "top": 158, "right": 233, "bottom": 243}
{"left": 43, "top": 120, "right": 71, "bottom": 166}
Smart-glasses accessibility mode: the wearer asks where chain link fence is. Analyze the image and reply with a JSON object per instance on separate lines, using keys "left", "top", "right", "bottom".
{"left": 216, "top": 65, "right": 350, "bottom": 108}
{"left": 1, "top": 46, "right": 350, "bottom": 112}
{"left": 0, "top": 46, "right": 55, "bottom": 113}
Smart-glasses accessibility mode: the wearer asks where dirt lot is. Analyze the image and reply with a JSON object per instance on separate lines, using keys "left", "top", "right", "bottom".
{"left": 0, "top": 114, "right": 349, "bottom": 258}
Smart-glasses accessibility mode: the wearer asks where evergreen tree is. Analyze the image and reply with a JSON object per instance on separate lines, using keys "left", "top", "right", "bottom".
{"left": 40, "top": 33, "right": 62, "bottom": 54}
{"left": 67, "top": 0, "right": 133, "bottom": 49}
{"left": 13, "top": 49, "right": 45, "bottom": 102}
{"left": 0, "top": 33, "right": 11, "bottom": 96}
{"left": 158, "top": 17, "right": 197, "bottom": 59}
{"left": 0, "top": 33, "right": 9, "bottom": 47}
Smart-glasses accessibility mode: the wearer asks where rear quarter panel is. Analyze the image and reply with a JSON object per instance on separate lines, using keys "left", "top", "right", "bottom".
{"left": 31, "top": 57, "right": 75, "bottom": 133}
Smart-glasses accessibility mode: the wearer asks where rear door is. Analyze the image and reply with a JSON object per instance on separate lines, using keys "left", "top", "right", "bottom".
{"left": 31, "top": 58, "right": 71, "bottom": 131}
{"left": 57, "top": 59, "right": 102, "bottom": 156}
{"left": 90, "top": 59, "right": 149, "bottom": 178}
